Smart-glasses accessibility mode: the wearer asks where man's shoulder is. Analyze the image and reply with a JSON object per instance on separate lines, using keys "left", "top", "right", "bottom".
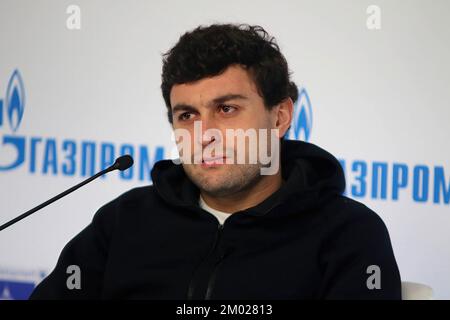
{"left": 114, "top": 184, "right": 158, "bottom": 204}
{"left": 103, "top": 184, "right": 157, "bottom": 204}
{"left": 92, "top": 185, "right": 161, "bottom": 222}
{"left": 321, "top": 195, "right": 390, "bottom": 236}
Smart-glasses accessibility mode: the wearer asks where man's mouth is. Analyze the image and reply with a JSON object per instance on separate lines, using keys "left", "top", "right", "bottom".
{"left": 201, "top": 156, "right": 227, "bottom": 167}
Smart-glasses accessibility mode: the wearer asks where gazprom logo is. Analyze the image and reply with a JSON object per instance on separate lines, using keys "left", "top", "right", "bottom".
{"left": 287, "top": 88, "right": 313, "bottom": 142}
{"left": 3, "top": 70, "right": 25, "bottom": 133}
{"left": 0, "top": 69, "right": 26, "bottom": 171}
{"left": 0, "top": 69, "right": 164, "bottom": 180}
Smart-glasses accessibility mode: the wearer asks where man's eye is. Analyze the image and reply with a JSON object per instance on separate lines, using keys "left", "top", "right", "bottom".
{"left": 219, "top": 104, "right": 236, "bottom": 114}
{"left": 178, "top": 112, "right": 193, "bottom": 121}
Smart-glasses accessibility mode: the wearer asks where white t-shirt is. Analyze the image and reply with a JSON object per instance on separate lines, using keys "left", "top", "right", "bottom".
{"left": 199, "top": 196, "right": 232, "bottom": 225}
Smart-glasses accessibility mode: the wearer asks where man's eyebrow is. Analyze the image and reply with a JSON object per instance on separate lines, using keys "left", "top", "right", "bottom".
{"left": 172, "top": 104, "right": 197, "bottom": 115}
{"left": 171, "top": 93, "right": 249, "bottom": 114}
{"left": 211, "top": 93, "right": 249, "bottom": 104}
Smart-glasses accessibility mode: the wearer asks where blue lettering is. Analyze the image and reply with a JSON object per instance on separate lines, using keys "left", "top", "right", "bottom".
{"left": 413, "top": 165, "right": 429, "bottom": 202}
{"left": 119, "top": 145, "right": 134, "bottom": 180}
{"left": 351, "top": 161, "right": 367, "bottom": 197}
{"left": 100, "top": 143, "right": 115, "bottom": 179}
{"left": 42, "top": 139, "right": 58, "bottom": 175}
{"left": 372, "top": 162, "right": 388, "bottom": 199}
{"left": 29, "top": 137, "right": 42, "bottom": 173}
{"left": 392, "top": 163, "right": 408, "bottom": 200}
{"left": 81, "top": 142, "right": 96, "bottom": 177}
{"left": 139, "top": 146, "right": 164, "bottom": 181}
{"left": 62, "top": 140, "right": 76, "bottom": 176}
{"left": 434, "top": 167, "right": 450, "bottom": 204}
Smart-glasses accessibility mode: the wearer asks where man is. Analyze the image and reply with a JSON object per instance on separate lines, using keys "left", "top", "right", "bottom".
{"left": 31, "top": 24, "right": 401, "bottom": 299}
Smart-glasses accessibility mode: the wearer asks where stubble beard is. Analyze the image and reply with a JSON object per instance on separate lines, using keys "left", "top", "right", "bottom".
{"left": 183, "top": 162, "right": 263, "bottom": 198}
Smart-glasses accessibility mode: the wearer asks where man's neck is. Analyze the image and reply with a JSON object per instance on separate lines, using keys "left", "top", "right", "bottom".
{"left": 200, "top": 171, "right": 283, "bottom": 213}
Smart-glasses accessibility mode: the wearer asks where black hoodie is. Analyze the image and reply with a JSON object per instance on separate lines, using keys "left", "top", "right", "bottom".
{"left": 30, "top": 140, "right": 401, "bottom": 299}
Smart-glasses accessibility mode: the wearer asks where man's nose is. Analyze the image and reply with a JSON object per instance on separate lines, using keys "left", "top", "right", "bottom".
{"left": 196, "top": 117, "right": 220, "bottom": 147}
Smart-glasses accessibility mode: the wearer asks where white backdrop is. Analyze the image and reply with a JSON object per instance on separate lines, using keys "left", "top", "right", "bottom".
{"left": 1, "top": 0, "right": 449, "bottom": 299}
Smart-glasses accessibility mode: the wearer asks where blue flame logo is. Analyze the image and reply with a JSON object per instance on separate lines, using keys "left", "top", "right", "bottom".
{"left": 5, "top": 69, "right": 25, "bottom": 133}
{"left": 0, "top": 69, "right": 26, "bottom": 171}
{"left": 287, "top": 88, "right": 313, "bottom": 141}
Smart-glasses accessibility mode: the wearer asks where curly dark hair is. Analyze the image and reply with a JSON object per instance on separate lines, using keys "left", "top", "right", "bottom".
{"left": 161, "top": 23, "right": 298, "bottom": 124}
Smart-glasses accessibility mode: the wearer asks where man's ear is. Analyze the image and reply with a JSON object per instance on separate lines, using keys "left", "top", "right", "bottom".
{"left": 274, "top": 97, "right": 294, "bottom": 138}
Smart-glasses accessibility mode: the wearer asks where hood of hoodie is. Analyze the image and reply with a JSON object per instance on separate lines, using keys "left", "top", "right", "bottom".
{"left": 151, "top": 139, "right": 346, "bottom": 215}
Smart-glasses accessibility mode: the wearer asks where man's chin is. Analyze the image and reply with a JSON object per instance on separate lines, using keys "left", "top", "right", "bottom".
{"left": 188, "top": 173, "right": 235, "bottom": 196}
{"left": 198, "top": 183, "right": 242, "bottom": 198}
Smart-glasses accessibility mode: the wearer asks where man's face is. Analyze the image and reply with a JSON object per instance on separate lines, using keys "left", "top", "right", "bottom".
{"left": 169, "top": 64, "right": 280, "bottom": 197}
